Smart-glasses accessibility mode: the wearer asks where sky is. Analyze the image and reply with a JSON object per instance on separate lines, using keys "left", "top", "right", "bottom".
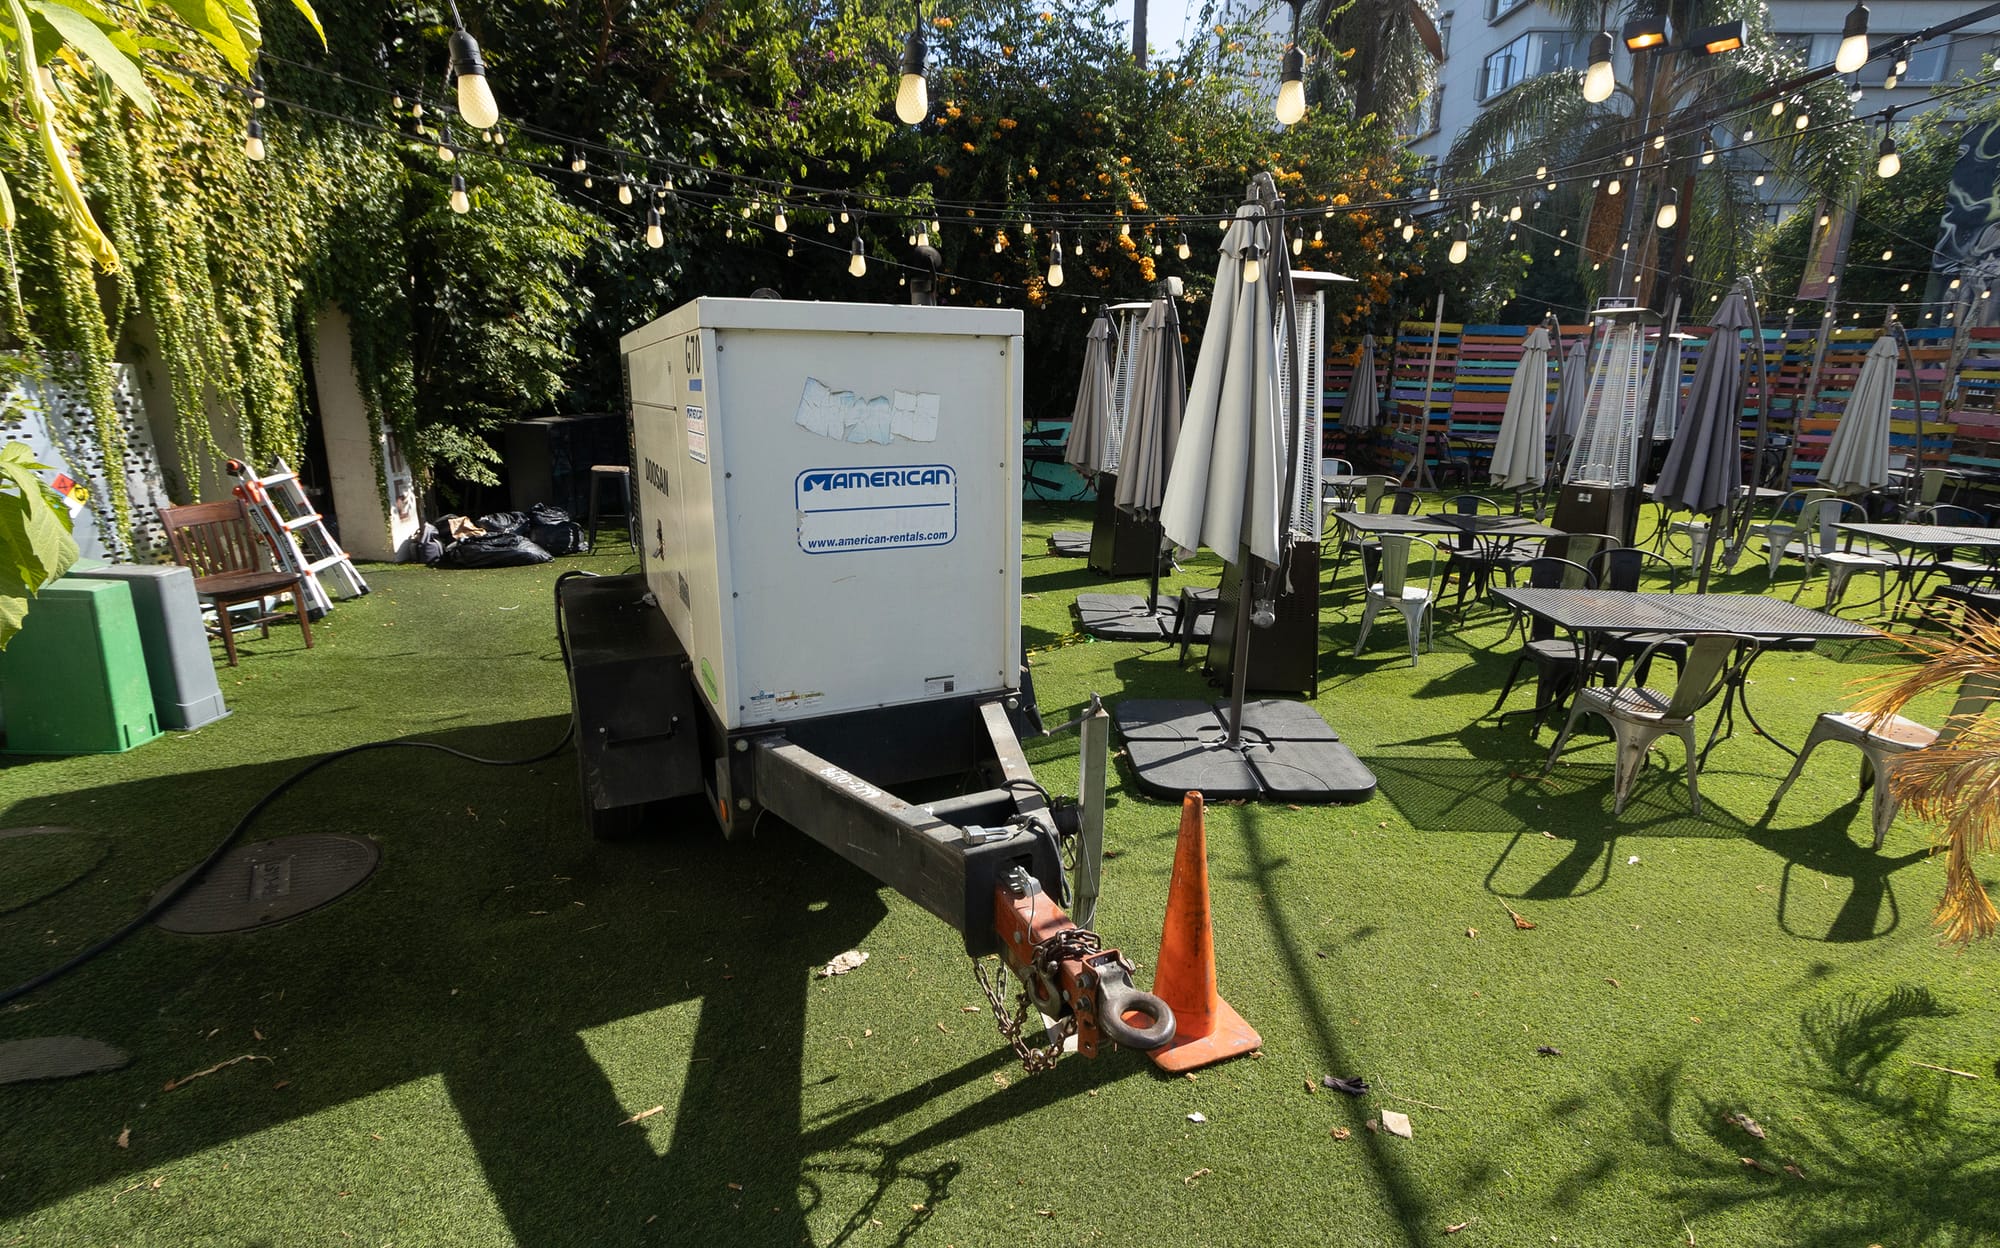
{"left": 1106, "top": 0, "right": 1211, "bottom": 59}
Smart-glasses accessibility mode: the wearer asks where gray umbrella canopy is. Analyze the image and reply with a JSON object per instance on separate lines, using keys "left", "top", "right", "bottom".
{"left": 1488, "top": 326, "right": 1552, "bottom": 491}
{"left": 1344, "top": 334, "right": 1381, "bottom": 429}
{"left": 1062, "top": 312, "right": 1117, "bottom": 478}
{"left": 1114, "top": 296, "right": 1186, "bottom": 516}
{"left": 1161, "top": 203, "right": 1286, "bottom": 565}
{"left": 1650, "top": 334, "right": 1688, "bottom": 442}
{"left": 1654, "top": 290, "right": 1750, "bottom": 516}
{"left": 1818, "top": 334, "right": 1899, "bottom": 494}
{"left": 1553, "top": 335, "right": 1589, "bottom": 441}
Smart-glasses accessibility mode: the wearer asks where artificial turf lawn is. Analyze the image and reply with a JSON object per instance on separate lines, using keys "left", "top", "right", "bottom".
{"left": 1, "top": 501, "right": 1996, "bottom": 1248}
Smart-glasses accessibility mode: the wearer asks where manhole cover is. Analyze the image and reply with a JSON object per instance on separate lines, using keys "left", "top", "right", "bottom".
{"left": 0, "top": 826, "right": 110, "bottom": 916}
{"left": 151, "top": 833, "right": 380, "bottom": 934}
{"left": 0, "top": 1036, "right": 130, "bottom": 1084}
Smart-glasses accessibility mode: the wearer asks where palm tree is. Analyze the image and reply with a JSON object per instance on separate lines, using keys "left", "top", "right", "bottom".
{"left": 1446, "top": 0, "right": 1865, "bottom": 306}
{"left": 1300, "top": 0, "right": 1444, "bottom": 127}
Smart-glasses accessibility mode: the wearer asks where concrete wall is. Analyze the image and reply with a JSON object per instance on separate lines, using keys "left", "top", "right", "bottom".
{"left": 312, "top": 307, "right": 419, "bottom": 562}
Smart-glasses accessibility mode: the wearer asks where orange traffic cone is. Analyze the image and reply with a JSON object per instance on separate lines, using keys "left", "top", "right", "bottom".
{"left": 1143, "top": 791, "right": 1261, "bottom": 1072}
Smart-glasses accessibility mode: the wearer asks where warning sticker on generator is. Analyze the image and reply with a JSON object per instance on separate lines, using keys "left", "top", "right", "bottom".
{"left": 795, "top": 464, "right": 956, "bottom": 554}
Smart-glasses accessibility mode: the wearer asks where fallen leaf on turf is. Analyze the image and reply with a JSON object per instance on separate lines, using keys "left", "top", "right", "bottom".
{"left": 148, "top": 1176, "right": 164, "bottom": 1192}
{"left": 115, "top": 1126, "right": 130, "bottom": 1149}
{"left": 1304, "top": 1079, "right": 1318, "bottom": 1094}
{"left": 1466, "top": 927, "right": 1479, "bottom": 939}
{"left": 618, "top": 1105, "right": 666, "bottom": 1126}
{"left": 1784, "top": 1162, "right": 1807, "bottom": 1179}
{"left": 910, "top": 1203, "right": 925, "bottom": 1211}
{"left": 993, "top": 1073, "right": 1010, "bottom": 1088}
{"left": 1740, "top": 1157, "right": 1778, "bottom": 1174}
{"left": 1726, "top": 1113, "right": 1766, "bottom": 1139}
{"left": 818, "top": 950, "right": 869, "bottom": 978}
{"left": 1541, "top": 830, "right": 1558, "bottom": 839}
{"left": 727, "top": 1182, "right": 743, "bottom": 1191}
{"left": 1322, "top": 1075, "right": 1370, "bottom": 1095}
{"left": 1331, "top": 1126, "right": 1351, "bottom": 1140}
{"left": 960, "top": 1005, "right": 981, "bottom": 1013}
{"left": 1184, "top": 1168, "right": 1211, "bottom": 1186}
{"left": 1605, "top": 978, "right": 1621, "bottom": 988}
{"left": 1365, "top": 1118, "right": 1379, "bottom": 1133}
{"left": 1537, "top": 1046, "right": 1563, "bottom": 1057}
{"left": 863, "top": 1029, "right": 873, "bottom": 1037}
{"left": 272, "top": 1080, "right": 290, "bottom": 1090}
{"left": 252, "top": 1028, "right": 265, "bottom": 1041}
{"left": 1446, "top": 1223, "right": 1469, "bottom": 1234}
{"left": 163, "top": 1054, "right": 271, "bottom": 1092}
{"left": 1627, "top": 855, "right": 1641, "bottom": 865}
{"left": 1187, "top": 1112, "right": 1207, "bottom": 1123}
{"left": 1508, "top": 907, "right": 1536, "bottom": 930}
{"left": 1381, "top": 1110, "right": 1413, "bottom": 1139}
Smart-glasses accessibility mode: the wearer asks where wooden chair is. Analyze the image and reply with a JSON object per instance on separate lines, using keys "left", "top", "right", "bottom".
{"left": 160, "top": 501, "right": 314, "bottom": 667}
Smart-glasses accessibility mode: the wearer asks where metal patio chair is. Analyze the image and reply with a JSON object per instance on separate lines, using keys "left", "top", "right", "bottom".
{"left": 1352, "top": 533, "right": 1440, "bottom": 667}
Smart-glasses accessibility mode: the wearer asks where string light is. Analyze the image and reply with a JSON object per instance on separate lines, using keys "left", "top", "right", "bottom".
{"left": 1606, "top": 176, "right": 1622, "bottom": 196}
{"left": 1020, "top": 219, "right": 1032, "bottom": 235}
{"left": 1448, "top": 219, "right": 1468, "bottom": 265}
{"left": 449, "top": 173, "right": 469, "bottom": 214}
{"left": 1243, "top": 234, "right": 1264, "bottom": 284}
{"left": 1290, "top": 228, "right": 1303, "bottom": 257}
{"left": 1655, "top": 187, "right": 1678, "bottom": 230}
{"left": 1046, "top": 231, "right": 1064, "bottom": 286}
{"left": 1771, "top": 99, "right": 1785, "bottom": 116}
{"left": 1401, "top": 222, "right": 1415, "bottom": 242}
{"left": 896, "top": 14, "right": 929, "bottom": 124}
{"left": 773, "top": 206, "right": 788, "bottom": 232}
{"left": 1313, "top": 226, "right": 1323, "bottom": 242}
{"left": 1651, "top": 131, "right": 1665, "bottom": 150}
{"left": 1794, "top": 112, "right": 1810, "bottom": 130}
{"left": 827, "top": 218, "right": 837, "bottom": 233}
{"left": 1535, "top": 165, "right": 1548, "bottom": 179}
{"left": 849, "top": 233, "right": 868, "bottom": 277}
{"left": 1877, "top": 115, "right": 1901, "bottom": 177}
{"left": 438, "top": 120, "right": 456, "bottom": 162}
{"left": 570, "top": 151, "right": 586, "bottom": 174}
{"left": 447, "top": 2, "right": 500, "bottom": 130}
{"left": 244, "top": 118, "right": 267, "bottom": 161}
{"left": 1072, "top": 236, "right": 1082, "bottom": 256}
{"left": 1507, "top": 202, "right": 1522, "bottom": 221}
{"left": 1275, "top": 44, "right": 1307, "bottom": 125}
{"left": 1835, "top": 2, "right": 1870, "bottom": 74}
{"left": 645, "top": 204, "right": 664, "bottom": 248}
{"left": 1700, "top": 139, "right": 1715, "bottom": 165}
{"left": 1583, "top": 30, "right": 1615, "bottom": 103}
{"left": 250, "top": 70, "right": 267, "bottom": 109}
{"left": 618, "top": 178, "right": 634, "bottom": 206}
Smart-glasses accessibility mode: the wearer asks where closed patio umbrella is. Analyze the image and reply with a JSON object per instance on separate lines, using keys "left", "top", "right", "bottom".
{"left": 1554, "top": 334, "right": 1590, "bottom": 442}
{"left": 1655, "top": 288, "right": 1751, "bottom": 590}
{"left": 1343, "top": 334, "right": 1381, "bottom": 429}
{"left": 1818, "top": 333, "right": 1899, "bottom": 495}
{"left": 1488, "top": 325, "right": 1552, "bottom": 492}
{"left": 1115, "top": 293, "right": 1188, "bottom": 614}
{"left": 1062, "top": 312, "right": 1117, "bottom": 480}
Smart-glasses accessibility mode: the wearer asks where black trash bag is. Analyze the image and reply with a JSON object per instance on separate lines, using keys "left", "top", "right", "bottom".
{"left": 476, "top": 510, "right": 531, "bottom": 536}
{"left": 438, "top": 532, "right": 553, "bottom": 568}
{"left": 413, "top": 521, "right": 446, "bottom": 566}
{"left": 527, "top": 502, "right": 588, "bottom": 556}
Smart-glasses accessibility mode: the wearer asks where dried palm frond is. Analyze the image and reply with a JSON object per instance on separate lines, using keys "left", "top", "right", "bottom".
{"left": 1847, "top": 614, "right": 2000, "bottom": 944}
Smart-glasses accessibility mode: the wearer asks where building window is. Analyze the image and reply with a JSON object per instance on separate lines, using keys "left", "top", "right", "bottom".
{"left": 1412, "top": 83, "right": 1445, "bottom": 139}
{"left": 1478, "top": 31, "right": 1580, "bottom": 101}
{"left": 1486, "top": 0, "right": 1528, "bottom": 22}
{"left": 1898, "top": 35, "right": 1951, "bottom": 84}
{"left": 1772, "top": 32, "right": 1833, "bottom": 65}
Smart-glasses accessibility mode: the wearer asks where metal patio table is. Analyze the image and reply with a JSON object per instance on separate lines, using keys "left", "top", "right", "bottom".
{"left": 1334, "top": 512, "right": 1563, "bottom": 539}
{"left": 1489, "top": 587, "right": 1877, "bottom": 762}
{"left": 1833, "top": 523, "right": 2000, "bottom": 602}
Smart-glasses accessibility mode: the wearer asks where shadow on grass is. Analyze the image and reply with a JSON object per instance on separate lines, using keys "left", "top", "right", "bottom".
{"left": 0, "top": 716, "right": 1106, "bottom": 1246}
{"left": 1551, "top": 985, "right": 2000, "bottom": 1246}
{"left": 1743, "top": 809, "right": 1929, "bottom": 943}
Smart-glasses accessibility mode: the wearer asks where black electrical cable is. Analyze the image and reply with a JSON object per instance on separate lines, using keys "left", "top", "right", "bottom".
{"left": 0, "top": 570, "right": 598, "bottom": 1008}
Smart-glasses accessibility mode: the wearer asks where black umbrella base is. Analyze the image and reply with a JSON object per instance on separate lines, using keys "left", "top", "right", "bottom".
{"left": 1074, "top": 591, "right": 1215, "bottom": 641}
{"left": 1112, "top": 698, "right": 1377, "bottom": 804}
{"left": 1048, "top": 530, "right": 1091, "bottom": 557}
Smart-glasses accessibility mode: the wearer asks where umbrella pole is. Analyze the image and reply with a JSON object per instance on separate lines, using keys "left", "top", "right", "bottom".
{"left": 1697, "top": 504, "right": 1723, "bottom": 593}
{"left": 1404, "top": 293, "right": 1444, "bottom": 489}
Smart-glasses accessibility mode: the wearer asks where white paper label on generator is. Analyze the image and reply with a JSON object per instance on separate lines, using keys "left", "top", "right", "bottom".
{"left": 685, "top": 405, "right": 708, "bottom": 463}
{"left": 795, "top": 377, "right": 941, "bottom": 444}
{"left": 795, "top": 465, "right": 956, "bottom": 554}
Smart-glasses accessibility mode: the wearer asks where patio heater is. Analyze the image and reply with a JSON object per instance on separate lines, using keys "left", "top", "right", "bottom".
{"left": 1205, "top": 268, "right": 1343, "bottom": 696}
{"left": 1553, "top": 300, "right": 1657, "bottom": 548}
{"left": 1088, "top": 301, "right": 1167, "bottom": 576}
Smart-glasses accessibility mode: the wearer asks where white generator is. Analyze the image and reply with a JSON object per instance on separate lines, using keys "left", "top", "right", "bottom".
{"left": 620, "top": 298, "right": 1024, "bottom": 732}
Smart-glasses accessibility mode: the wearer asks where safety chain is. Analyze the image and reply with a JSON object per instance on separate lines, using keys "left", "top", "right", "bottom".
{"left": 1024, "top": 630, "right": 1094, "bottom": 657}
{"left": 974, "top": 957, "right": 1066, "bottom": 1074}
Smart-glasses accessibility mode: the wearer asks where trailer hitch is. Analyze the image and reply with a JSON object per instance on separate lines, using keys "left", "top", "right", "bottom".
{"left": 988, "top": 866, "right": 1174, "bottom": 1064}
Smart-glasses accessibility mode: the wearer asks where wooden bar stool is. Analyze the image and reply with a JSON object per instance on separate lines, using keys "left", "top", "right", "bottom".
{"left": 586, "top": 465, "right": 632, "bottom": 551}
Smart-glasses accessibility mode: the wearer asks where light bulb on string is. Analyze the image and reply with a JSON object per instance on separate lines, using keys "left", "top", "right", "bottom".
{"left": 1313, "top": 226, "right": 1323, "bottom": 242}
{"left": 1153, "top": 239, "right": 1164, "bottom": 256}
{"left": 896, "top": 17, "right": 928, "bottom": 124}
{"left": 1899, "top": 282, "right": 1910, "bottom": 292}
{"left": 1582, "top": 30, "right": 1615, "bottom": 103}
{"left": 740, "top": 203, "right": 753, "bottom": 219}
{"left": 1752, "top": 173, "right": 1765, "bottom": 186}
{"left": 1559, "top": 227, "right": 1568, "bottom": 238}
{"left": 827, "top": 219, "right": 837, "bottom": 234}
{"left": 249, "top": 70, "right": 266, "bottom": 110}
{"left": 919, "top": 229, "right": 931, "bottom": 247}
{"left": 1835, "top": 2, "right": 1870, "bottom": 74}
{"left": 570, "top": 151, "right": 586, "bottom": 174}
{"left": 1794, "top": 112, "right": 1809, "bottom": 130}
{"left": 1401, "top": 223, "right": 1415, "bottom": 242}
{"left": 994, "top": 236, "right": 1004, "bottom": 254}
{"left": 930, "top": 218, "right": 940, "bottom": 234}
{"left": 449, "top": 173, "right": 469, "bottom": 214}
{"left": 618, "top": 179, "right": 634, "bottom": 206}
{"left": 244, "top": 118, "right": 266, "bottom": 162}
{"left": 1622, "top": 153, "right": 1635, "bottom": 168}
{"left": 1535, "top": 165, "right": 1548, "bottom": 179}
{"left": 1877, "top": 130, "right": 1900, "bottom": 178}
{"left": 1243, "top": 238, "right": 1264, "bottom": 285}
{"left": 1607, "top": 176, "right": 1622, "bottom": 196}
{"left": 1275, "top": 44, "right": 1307, "bottom": 125}
{"left": 1882, "top": 249, "right": 1893, "bottom": 260}
{"left": 1291, "top": 229, "right": 1303, "bottom": 257}
{"left": 584, "top": 175, "right": 593, "bottom": 188}
{"left": 848, "top": 234, "right": 867, "bottom": 277}
{"left": 1072, "top": 237, "right": 1082, "bottom": 256}
{"left": 447, "top": 6, "right": 500, "bottom": 130}
{"left": 1655, "top": 187, "right": 1678, "bottom": 230}
{"left": 1448, "top": 220, "right": 1468, "bottom": 265}
{"left": 1771, "top": 99, "right": 1785, "bottom": 117}
{"left": 1700, "top": 139, "right": 1715, "bottom": 165}
{"left": 493, "top": 130, "right": 505, "bottom": 148}
{"left": 1046, "top": 232, "right": 1064, "bottom": 286}
{"left": 774, "top": 206, "right": 787, "bottom": 232}
{"left": 786, "top": 241, "right": 794, "bottom": 257}
{"left": 645, "top": 205, "right": 664, "bottom": 249}
{"left": 438, "top": 121, "right": 456, "bottom": 163}
{"left": 1176, "top": 232, "right": 1191, "bottom": 260}
{"left": 1508, "top": 203, "right": 1521, "bottom": 221}
{"left": 1651, "top": 131, "right": 1665, "bottom": 150}
{"left": 392, "top": 92, "right": 404, "bottom": 110}
{"left": 1118, "top": 220, "right": 1130, "bottom": 238}
{"left": 1021, "top": 220, "right": 1032, "bottom": 235}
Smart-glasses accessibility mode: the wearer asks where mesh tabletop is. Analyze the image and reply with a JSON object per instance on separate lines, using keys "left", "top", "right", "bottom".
{"left": 1836, "top": 523, "right": 2000, "bottom": 548}
{"left": 1490, "top": 588, "right": 1878, "bottom": 640}
{"left": 1336, "top": 513, "right": 1563, "bottom": 538}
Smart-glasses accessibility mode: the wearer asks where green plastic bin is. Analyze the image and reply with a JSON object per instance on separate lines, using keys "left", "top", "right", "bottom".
{"left": 0, "top": 578, "right": 161, "bottom": 754}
